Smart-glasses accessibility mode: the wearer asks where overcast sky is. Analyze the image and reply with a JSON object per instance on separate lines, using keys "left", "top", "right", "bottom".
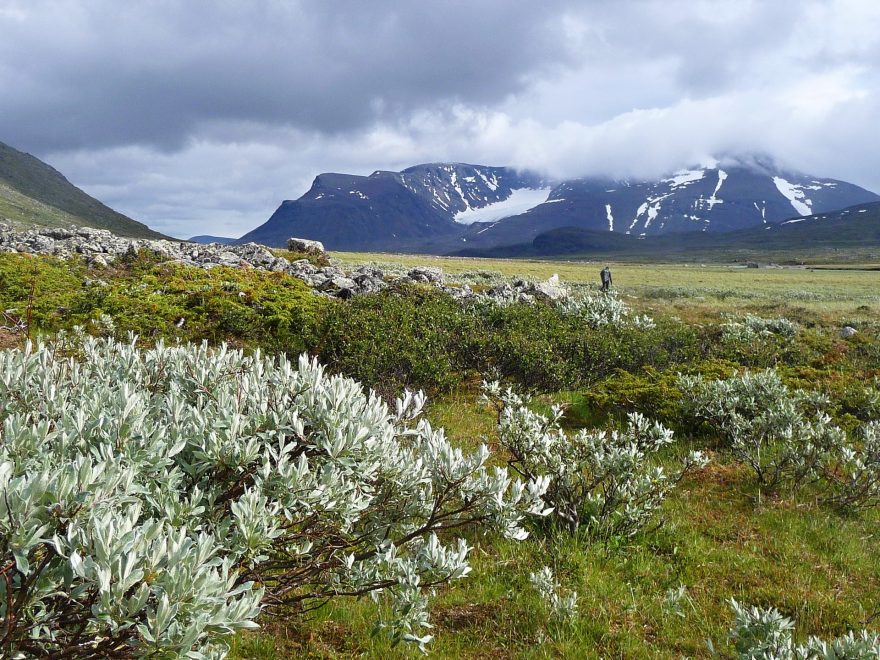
{"left": 2, "top": 0, "right": 879, "bottom": 238}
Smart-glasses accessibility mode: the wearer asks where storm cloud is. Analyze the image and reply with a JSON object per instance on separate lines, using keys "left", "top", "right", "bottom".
{"left": 1, "top": 0, "right": 878, "bottom": 237}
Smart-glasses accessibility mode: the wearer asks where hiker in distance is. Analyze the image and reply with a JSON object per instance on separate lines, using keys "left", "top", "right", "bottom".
{"left": 600, "top": 265, "right": 612, "bottom": 292}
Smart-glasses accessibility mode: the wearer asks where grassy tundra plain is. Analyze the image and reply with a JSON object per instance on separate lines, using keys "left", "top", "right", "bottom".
{"left": 335, "top": 252, "right": 880, "bottom": 321}
{"left": 1, "top": 250, "right": 878, "bottom": 658}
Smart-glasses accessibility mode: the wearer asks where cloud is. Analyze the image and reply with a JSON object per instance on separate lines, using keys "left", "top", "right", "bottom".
{"left": 2, "top": 0, "right": 879, "bottom": 237}
{"left": 0, "top": 0, "right": 577, "bottom": 151}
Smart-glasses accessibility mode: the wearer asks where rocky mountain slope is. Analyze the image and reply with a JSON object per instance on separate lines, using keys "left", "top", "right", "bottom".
{"left": 240, "top": 158, "right": 879, "bottom": 253}
{"left": 0, "top": 140, "right": 166, "bottom": 239}
{"left": 238, "top": 163, "right": 544, "bottom": 251}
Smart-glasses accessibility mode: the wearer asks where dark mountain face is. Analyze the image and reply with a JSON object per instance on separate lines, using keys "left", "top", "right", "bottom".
{"left": 237, "top": 163, "right": 545, "bottom": 250}
{"left": 238, "top": 159, "right": 879, "bottom": 253}
{"left": 0, "top": 140, "right": 166, "bottom": 239}
{"left": 240, "top": 171, "right": 454, "bottom": 251}
{"left": 740, "top": 200, "right": 880, "bottom": 247}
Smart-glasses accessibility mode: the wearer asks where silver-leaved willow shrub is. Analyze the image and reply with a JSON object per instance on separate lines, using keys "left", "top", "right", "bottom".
{"left": 558, "top": 291, "right": 656, "bottom": 330}
{"left": 720, "top": 314, "right": 799, "bottom": 343}
{"left": 0, "top": 336, "right": 550, "bottom": 657}
{"left": 528, "top": 566, "right": 578, "bottom": 623}
{"left": 679, "top": 370, "right": 880, "bottom": 508}
{"left": 710, "top": 599, "right": 880, "bottom": 659}
{"left": 482, "top": 382, "right": 708, "bottom": 541}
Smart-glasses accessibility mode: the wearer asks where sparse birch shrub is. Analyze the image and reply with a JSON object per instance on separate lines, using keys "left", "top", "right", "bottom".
{"left": 0, "top": 337, "right": 549, "bottom": 657}
{"left": 529, "top": 566, "right": 578, "bottom": 624}
{"left": 482, "top": 382, "right": 708, "bottom": 542}
{"left": 836, "top": 380, "right": 880, "bottom": 425}
{"left": 558, "top": 291, "right": 655, "bottom": 330}
{"left": 717, "top": 599, "right": 880, "bottom": 659}
{"left": 717, "top": 315, "right": 800, "bottom": 368}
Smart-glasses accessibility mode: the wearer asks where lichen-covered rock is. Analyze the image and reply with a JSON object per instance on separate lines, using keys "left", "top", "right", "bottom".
{"left": 407, "top": 266, "right": 444, "bottom": 283}
{"left": 528, "top": 279, "right": 568, "bottom": 301}
{"left": 287, "top": 237, "right": 326, "bottom": 254}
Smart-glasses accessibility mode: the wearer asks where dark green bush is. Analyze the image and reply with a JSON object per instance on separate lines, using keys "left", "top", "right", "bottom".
{"left": 0, "top": 254, "right": 325, "bottom": 352}
{"left": 312, "top": 286, "right": 479, "bottom": 398}
{"left": 0, "top": 253, "right": 90, "bottom": 332}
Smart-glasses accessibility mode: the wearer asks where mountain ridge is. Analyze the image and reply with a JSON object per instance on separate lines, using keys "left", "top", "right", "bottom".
{"left": 239, "top": 158, "right": 879, "bottom": 253}
{"left": 237, "top": 163, "right": 545, "bottom": 250}
{"left": 0, "top": 140, "right": 166, "bottom": 239}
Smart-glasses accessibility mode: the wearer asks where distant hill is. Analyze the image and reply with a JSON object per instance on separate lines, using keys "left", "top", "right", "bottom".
{"left": 0, "top": 140, "right": 166, "bottom": 239}
{"left": 188, "top": 235, "right": 237, "bottom": 245}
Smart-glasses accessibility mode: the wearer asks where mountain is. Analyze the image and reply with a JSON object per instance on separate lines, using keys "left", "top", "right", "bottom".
{"left": 0, "top": 140, "right": 165, "bottom": 239}
{"left": 238, "top": 163, "right": 545, "bottom": 250}
{"left": 460, "top": 201, "right": 880, "bottom": 260}
{"left": 721, "top": 199, "right": 880, "bottom": 250}
{"left": 453, "top": 160, "right": 880, "bottom": 253}
{"left": 239, "top": 157, "right": 879, "bottom": 254}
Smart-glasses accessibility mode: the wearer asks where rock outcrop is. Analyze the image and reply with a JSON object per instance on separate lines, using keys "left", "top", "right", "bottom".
{"left": 0, "top": 223, "right": 569, "bottom": 303}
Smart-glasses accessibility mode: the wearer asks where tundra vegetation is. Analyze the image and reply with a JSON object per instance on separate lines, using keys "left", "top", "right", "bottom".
{"left": 0, "top": 250, "right": 879, "bottom": 657}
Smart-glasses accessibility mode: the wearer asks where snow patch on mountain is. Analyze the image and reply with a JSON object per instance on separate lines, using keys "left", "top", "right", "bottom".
{"left": 705, "top": 169, "right": 727, "bottom": 210}
{"left": 477, "top": 169, "right": 499, "bottom": 192}
{"left": 664, "top": 169, "right": 705, "bottom": 189}
{"left": 773, "top": 176, "right": 813, "bottom": 216}
{"left": 753, "top": 201, "right": 767, "bottom": 223}
{"left": 454, "top": 187, "right": 552, "bottom": 224}
{"left": 606, "top": 204, "right": 614, "bottom": 231}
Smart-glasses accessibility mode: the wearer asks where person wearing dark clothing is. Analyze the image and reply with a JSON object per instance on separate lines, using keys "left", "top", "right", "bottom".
{"left": 600, "top": 266, "right": 612, "bottom": 292}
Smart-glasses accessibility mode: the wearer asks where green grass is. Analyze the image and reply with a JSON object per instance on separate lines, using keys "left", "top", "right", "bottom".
{"left": 334, "top": 252, "right": 880, "bottom": 323}
{"left": 0, "top": 181, "right": 92, "bottom": 229}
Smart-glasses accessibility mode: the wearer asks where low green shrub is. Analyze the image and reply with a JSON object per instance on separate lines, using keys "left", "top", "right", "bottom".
{"left": 582, "top": 367, "right": 684, "bottom": 428}
{"left": 475, "top": 303, "right": 702, "bottom": 392}
{"left": 0, "top": 254, "right": 327, "bottom": 352}
{"left": 95, "top": 263, "right": 327, "bottom": 351}
{"left": 0, "top": 253, "right": 90, "bottom": 333}
{"left": 312, "top": 286, "right": 478, "bottom": 398}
